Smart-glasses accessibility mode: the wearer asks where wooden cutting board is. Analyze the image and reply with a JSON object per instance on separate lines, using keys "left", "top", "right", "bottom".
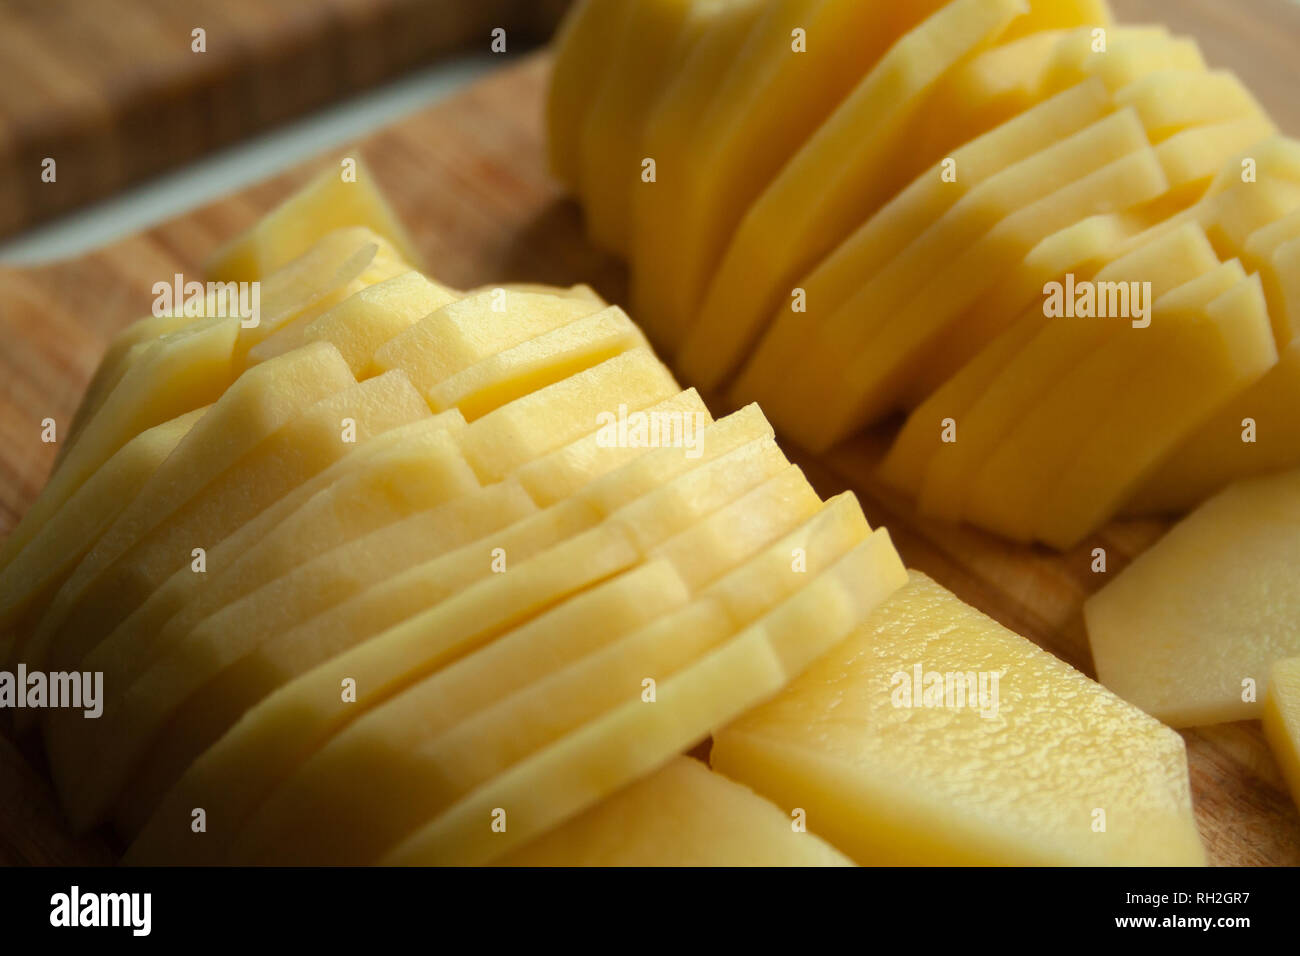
{"left": 2, "top": 1, "right": 1299, "bottom": 866}
{"left": 0, "top": 0, "right": 571, "bottom": 239}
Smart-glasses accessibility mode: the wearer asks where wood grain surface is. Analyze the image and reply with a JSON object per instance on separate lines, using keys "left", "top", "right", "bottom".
{"left": 0, "top": 0, "right": 572, "bottom": 238}
{"left": 1, "top": 1, "right": 1299, "bottom": 866}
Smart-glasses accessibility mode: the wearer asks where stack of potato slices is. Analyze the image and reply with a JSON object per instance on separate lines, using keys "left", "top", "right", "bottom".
{"left": 552, "top": 0, "right": 1300, "bottom": 547}
{"left": 0, "top": 160, "right": 910, "bottom": 864}
{"left": 0, "top": 152, "right": 1207, "bottom": 864}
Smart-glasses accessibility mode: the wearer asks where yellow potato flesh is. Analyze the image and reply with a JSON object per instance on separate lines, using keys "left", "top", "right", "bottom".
{"left": 1262, "top": 657, "right": 1300, "bottom": 813}
{"left": 425, "top": 307, "right": 647, "bottom": 421}
{"left": 1035, "top": 273, "right": 1277, "bottom": 547}
{"left": 231, "top": 465, "right": 820, "bottom": 863}
{"left": 964, "top": 259, "right": 1249, "bottom": 542}
{"left": 577, "top": 0, "right": 699, "bottom": 255}
{"left": 497, "top": 757, "right": 853, "bottom": 867}
{"left": 21, "top": 342, "right": 358, "bottom": 676}
{"left": 380, "top": 528, "right": 906, "bottom": 865}
{"left": 0, "top": 408, "right": 205, "bottom": 651}
{"left": 713, "top": 572, "right": 1205, "bottom": 865}
{"left": 1087, "top": 469, "right": 1300, "bottom": 727}
{"left": 205, "top": 159, "right": 421, "bottom": 282}
{"left": 682, "top": 0, "right": 1027, "bottom": 390}
{"left": 370, "top": 289, "right": 604, "bottom": 397}
{"left": 49, "top": 423, "right": 479, "bottom": 825}
{"left": 914, "top": 223, "right": 1218, "bottom": 523}
{"left": 126, "top": 406, "right": 777, "bottom": 862}
{"left": 729, "top": 79, "right": 1112, "bottom": 407}
{"left": 629, "top": 0, "right": 948, "bottom": 349}
{"left": 741, "top": 107, "right": 1158, "bottom": 446}
{"left": 0, "top": 316, "right": 240, "bottom": 576}
{"left": 79, "top": 411, "right": 462, "bottom": 699}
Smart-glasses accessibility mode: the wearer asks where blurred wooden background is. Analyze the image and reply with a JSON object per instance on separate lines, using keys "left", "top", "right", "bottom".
{"left": 0, "top": 0, "right": 573, "bottom": 238}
